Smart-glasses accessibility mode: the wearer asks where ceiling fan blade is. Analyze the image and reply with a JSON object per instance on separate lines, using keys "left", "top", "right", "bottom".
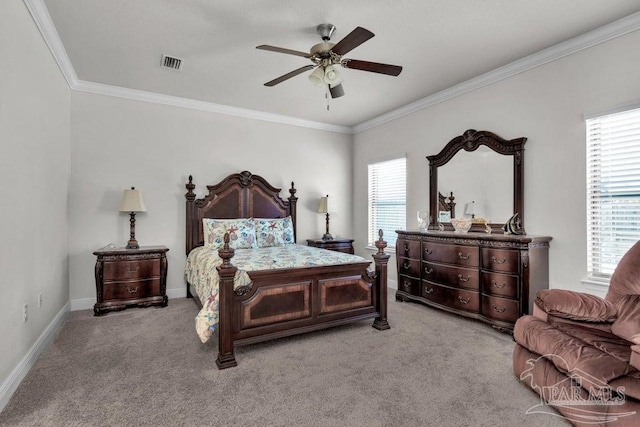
{"left": 331, "top": 27, "right": 374, "bottom": 56}
{"left": 342, "top": 59, "right": 403, "bottom": 76}
{"left": 256, "top": 45, "right": 312, "bottom": 58}
{"left": 264, "top": 65, "right": 315, "bottom": 87}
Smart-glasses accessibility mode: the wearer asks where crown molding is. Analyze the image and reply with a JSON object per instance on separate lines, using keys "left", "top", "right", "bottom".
{"left": 72, "top": 80, "right": 353, "bottom": 134}
{"left": 23, "top": 0, "right": 352, "bottom": 134}
{"left": 23, "top": 0, "right": 78, "bottom": 87}
{"left": 352, "top": 11, "right": 640, "bottom": 134}
{"left": 25, "top": 0, "right": 640, "bottom": 136}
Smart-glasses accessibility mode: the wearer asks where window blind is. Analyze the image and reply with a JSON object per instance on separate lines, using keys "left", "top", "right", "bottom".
{"left": 586, "top": 107, "right": 640, "bottom": 278}
{"left": 368, "top": 157, "right": 406, "bottom": 248}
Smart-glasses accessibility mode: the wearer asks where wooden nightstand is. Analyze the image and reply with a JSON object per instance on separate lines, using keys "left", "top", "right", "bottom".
{"left": 93, "top": 246, "right": 169, "bottom": 316}
{"left": 306, "top": 238, "right": 355, "bottom": 254}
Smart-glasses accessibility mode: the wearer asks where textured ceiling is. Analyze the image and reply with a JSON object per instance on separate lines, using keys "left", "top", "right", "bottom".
{"left": 43, "top": 0, "right": 640, "bottom": 128}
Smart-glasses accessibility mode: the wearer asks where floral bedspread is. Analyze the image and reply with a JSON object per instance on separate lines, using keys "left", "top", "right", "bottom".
{"left": 185, "top": 244, "right": 369, "bottom": 343}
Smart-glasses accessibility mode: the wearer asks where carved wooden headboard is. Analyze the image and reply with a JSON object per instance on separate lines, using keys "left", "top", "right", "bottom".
{"left": 184, "top": 171, "right": 298, "bottom": 255}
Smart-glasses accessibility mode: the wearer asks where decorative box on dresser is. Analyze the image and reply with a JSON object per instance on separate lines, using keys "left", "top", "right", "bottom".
{"left": 306, "top": 238, "right": 355, "bottom": 254}
{"left": 93, "top": 246, "right": 169, "bottom": 316}
{"left": 395, "top": 231, "right": 551, "bottom": 331}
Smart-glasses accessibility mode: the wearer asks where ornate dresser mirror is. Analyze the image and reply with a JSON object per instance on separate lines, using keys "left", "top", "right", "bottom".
{"left": 427, "top": 129, "right": 526, "bottom": 233}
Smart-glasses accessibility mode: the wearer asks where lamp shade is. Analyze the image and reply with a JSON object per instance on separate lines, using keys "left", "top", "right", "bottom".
{"left": 308, "top": 67, "right": 326, "bottom": 87}
{"left": 317, "top": 195, "right": 328, "bottom": 213}
{"left": 323, "top": 65, "right": 343, "bottom": 86}
{"left": 119, "top": 187, "right": 147, "bottom": 212}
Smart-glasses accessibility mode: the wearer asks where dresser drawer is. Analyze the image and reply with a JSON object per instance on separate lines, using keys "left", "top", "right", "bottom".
{"left": 481, "top": 248, "right": 520, "bottom": 273}
{"left": 422, "top": 281, "right": 480, "bottom": 313}
{"left": 103, "top": 278, "right": 161, "bottom": 300}
{"left": 481, "top": 272, "right": 519, "bottom": 298}
{"left": 481, "top": 294, "right": 520, "bottom": 324}
{"left": 398, "top": 257, "right": 420, "bottom": 277}
{"left": 397, "top": 238, "right": 421, "bottom": 259}
{"left": 423, "top": 242, "right": 479, "bottom": 268}
{"left": 103, "top": 259, "right": 161, "bottom": 281}
{"left": 398, "top": 275, "right": 420, "bottom": 295}
{"left": 422, "top": 261, "right": 479, "bottom": 290}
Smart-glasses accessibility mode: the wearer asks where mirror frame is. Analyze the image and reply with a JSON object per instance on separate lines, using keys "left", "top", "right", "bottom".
{"left": 427, "top": 129, "right": 527, "bottom": 233}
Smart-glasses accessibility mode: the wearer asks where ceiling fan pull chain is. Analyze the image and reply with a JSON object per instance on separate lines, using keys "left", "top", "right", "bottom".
{"left": 326, "top": 89, "right": 330, "bottom": 111}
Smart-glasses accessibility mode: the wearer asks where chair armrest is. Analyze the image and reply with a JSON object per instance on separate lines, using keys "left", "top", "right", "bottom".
{"left": 535, "top": 289, "right": 617, "bottom": 323}
{"left": 631, "top": 335, "right": 640, "bottom": 371}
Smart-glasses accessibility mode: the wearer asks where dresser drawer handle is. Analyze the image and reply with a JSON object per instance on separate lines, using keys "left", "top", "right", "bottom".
{"left": 458, "top": 252, "right": 470, "bottom": 260}
{"left": 126, "top": 286, "right": 139, "bottom": 294}
{"left": 404, "top": 244, "right": 410, "bottom": 253}
{"left": 491, "top": 256, "right": 507, "bottom": 264}
{"left": 126, "top": 266, "right": 140, "bottom": 274}
{"left": 491, "top": 280, "right": 507, "bottom": 289}
{"left": 491, "top": 304, "right": 507, "bottom": 313}
{"left": 457, "top": 274, "right": 470, "bottom": 282}
{"left": 457, "top": 296, "right": 470, "bottom": 304}
{"left": 403, "top": 261, "right": 411, "bottom": 270}
{"left": 424, "top": 287, "right": 434, "bottom": 294}
{"left": 424, "top": 248, "right": 432, "bottom": 255}
{"left": 403, "top": 279, "right": 412, "bottom": 289}
{"left": 424, "top": 267, "right": 433, "bottom": 275}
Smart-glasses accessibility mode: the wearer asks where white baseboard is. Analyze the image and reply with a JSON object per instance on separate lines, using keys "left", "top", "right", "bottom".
{"left": 0, "top": 302, "right": 70, "bottom": 413}
{"left": 70, "top": 288, "right": 187, "bottom": 312}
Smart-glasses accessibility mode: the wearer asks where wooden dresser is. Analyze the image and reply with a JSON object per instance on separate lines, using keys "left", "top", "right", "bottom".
{"left": 93, "top": 246, "right": 169, "bottom": 316}
{"left": 395, "top": 231, "right": 551, "bottom": 331}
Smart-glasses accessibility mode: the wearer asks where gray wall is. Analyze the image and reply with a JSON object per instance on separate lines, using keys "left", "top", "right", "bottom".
{"left": 0, "top": 0, "right": 71, "bottom": 393}
{"left": 68, "top": 92, "right": 353, "bottom": 307}
{"left": 353, "top": 29, "right": 640, "bottom": 296}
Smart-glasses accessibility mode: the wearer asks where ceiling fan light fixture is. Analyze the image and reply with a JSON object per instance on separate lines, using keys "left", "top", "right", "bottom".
{"left": 329, "top": 83, "right": 345, "bottom": 98}
{"left": 323, "top": 65, "right": 343, "bottom": 86}
{"left": 308, "top": 66, "right": 326, "bottom": 87}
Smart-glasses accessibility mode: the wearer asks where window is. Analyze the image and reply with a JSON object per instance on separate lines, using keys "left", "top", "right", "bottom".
{"left": 586, "top": 107, "right": 640, "bottom": 281}
{"left": 368, "top": 157, "right": 406, "bottom": 248}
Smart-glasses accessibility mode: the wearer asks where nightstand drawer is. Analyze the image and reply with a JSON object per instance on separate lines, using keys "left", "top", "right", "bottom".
{"left": 103, "top": 259, "right": 160, "bottom": 281}
{"left": 103, "top": 279, "right": 161, "bottom": 300}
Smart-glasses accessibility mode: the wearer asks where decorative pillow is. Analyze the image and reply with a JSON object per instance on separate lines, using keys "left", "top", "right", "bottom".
{"left": 254, "top": 216, "right": 295, "bottom": 247}
{"left": 202, "top": 218, "right": 257, "bottom": 249}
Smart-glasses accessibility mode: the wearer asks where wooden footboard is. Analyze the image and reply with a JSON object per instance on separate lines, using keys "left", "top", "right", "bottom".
{"left": 215, "top": 232, "right": 390, "bottom": 369}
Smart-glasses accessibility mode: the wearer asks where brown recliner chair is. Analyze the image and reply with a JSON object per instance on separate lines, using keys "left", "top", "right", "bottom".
{"left": 513, "top": 240, "right": 640, "bottom": 426}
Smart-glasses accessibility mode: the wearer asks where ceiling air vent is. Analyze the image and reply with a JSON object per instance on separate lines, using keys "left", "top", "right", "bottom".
{"left": 161, "top": 54, "right": 183, "bottom": 71}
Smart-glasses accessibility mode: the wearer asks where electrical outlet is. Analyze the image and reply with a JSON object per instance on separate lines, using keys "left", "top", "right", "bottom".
{"left": 38, "top": 293, "right": 43, "bottom": 308}
{"left": 23, "top": 303, "right": 28, "bottom": 323}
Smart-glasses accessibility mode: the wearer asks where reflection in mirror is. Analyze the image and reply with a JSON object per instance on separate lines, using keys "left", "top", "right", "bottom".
{"left": 427, "top": 129, "right": 527, "bottom": 233}
{"left": 438, "top": 146, "right": 513, "bottom": 223}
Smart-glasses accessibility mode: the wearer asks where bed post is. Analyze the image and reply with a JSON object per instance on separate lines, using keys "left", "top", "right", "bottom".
{"left": 372, "top": 229, "right": 390, "bottom": 330}
{"left": 288, "top": 181, "right": 298, "bottom": 242}
{"left": 185, "top": 175, "right": 196, "bottom": 298}
{"left": 216, "top": 233, "right": 238, "bottom": 369}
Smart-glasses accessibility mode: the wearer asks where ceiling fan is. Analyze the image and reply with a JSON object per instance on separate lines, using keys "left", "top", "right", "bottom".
{"left": 256, "top": 24, "right": 403, "bottom": 99}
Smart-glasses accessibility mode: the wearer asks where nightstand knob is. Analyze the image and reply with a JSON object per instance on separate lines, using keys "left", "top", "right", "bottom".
{"left": 126, "top": 286, "right": 139, "bottom": 294}
{"left": 126, "top": 266, "right": 140, "bottom": 274}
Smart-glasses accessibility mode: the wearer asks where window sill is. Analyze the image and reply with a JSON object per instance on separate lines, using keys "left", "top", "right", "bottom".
{"left": 581, "top": 275, "right": 610, "bottom": 293}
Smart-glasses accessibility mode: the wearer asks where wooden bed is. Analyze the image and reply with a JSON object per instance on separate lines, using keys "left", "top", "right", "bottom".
{"left": 185, "top": 171, "right": 390, "bottom": 369}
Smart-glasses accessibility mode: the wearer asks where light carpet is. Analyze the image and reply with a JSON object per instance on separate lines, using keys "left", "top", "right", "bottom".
{"left": 0, "top": 296, "right": 566, "bottom": 426}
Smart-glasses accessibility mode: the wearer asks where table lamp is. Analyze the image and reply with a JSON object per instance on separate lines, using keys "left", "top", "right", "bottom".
{"left": 119, "top": 187, "right": 147, "bottom": 249}
{"left": 317, "top": 195, "right": 333, "bottom": 240}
